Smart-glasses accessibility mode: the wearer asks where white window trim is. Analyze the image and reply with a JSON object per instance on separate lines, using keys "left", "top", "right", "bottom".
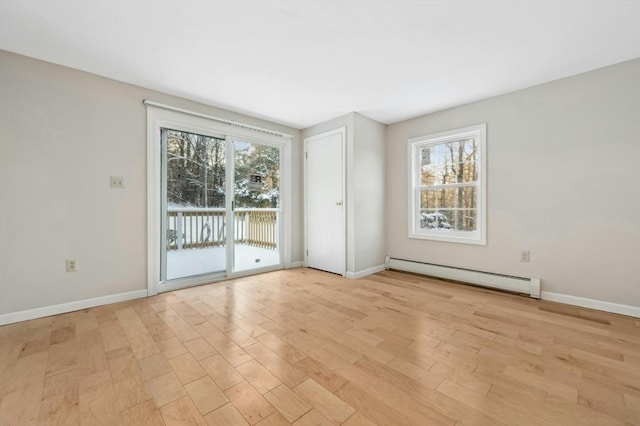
{"left": 407, "top": 123, "right": 487, "bottom": 245}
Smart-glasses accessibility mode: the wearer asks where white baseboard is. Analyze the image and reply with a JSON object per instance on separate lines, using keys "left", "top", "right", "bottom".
{"left": 0, "top": 289, "right": 148, "bottom": 326}
{"left": 286, "top": 261, "right": 304, "bottom": 269}
{"left": 541, "top": 291, "right": 640, "bottom": 318}
{"left": 386, "top": 257, "right": 540, "bottom": 298}
{"left": 345, "top": 264, "right": 386, "bottom": 279}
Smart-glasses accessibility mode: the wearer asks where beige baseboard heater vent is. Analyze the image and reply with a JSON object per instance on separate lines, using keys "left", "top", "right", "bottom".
{"left": 384, "top": 256, "right": 541, "bottom": 299}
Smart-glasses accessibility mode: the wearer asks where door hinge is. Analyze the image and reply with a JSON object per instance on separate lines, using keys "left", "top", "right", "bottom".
{"left": 305, "top": 152, "right": 308, "bottom": 159}
{"left": 306, "top": 249, "right": 308, "bottom": 256}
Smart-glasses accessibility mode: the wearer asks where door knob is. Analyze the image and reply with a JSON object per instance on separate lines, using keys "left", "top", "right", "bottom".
{"left": 336, "top": 201, "right": 343, "bottom": 206}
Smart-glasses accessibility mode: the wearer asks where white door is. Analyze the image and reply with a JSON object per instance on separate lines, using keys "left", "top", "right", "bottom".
{"left": 304, "top": 128, "right": 345, "bottom": 275}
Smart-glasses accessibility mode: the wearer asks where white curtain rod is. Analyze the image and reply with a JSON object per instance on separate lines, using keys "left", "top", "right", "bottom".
{"left": 142, "top": 99, "right": 294, "bottom": 139}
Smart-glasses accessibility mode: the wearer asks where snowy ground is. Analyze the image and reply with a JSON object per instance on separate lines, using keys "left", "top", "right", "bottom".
{"left": 167, "top": 245, "right": 280, "bottom": 280}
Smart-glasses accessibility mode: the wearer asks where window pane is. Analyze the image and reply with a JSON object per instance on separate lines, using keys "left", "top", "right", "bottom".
{"left": 420, "top": 165, "right": 435, "bottom": 185}
{"left": 421, "top": 138, "right": 478, "bottom": 185}
{"left": 420, "top": 187, "right": 476, "bottom": 209}
{"left": 460, "top": 186, "right": 477, "bottom": 209}
{"left": 166, "top": 130, "right": 226, "bottom": 208}
{"left": 420, "top": 188, "right": 461, "bottom": 209}
{"left": 425, "top": 209, "right": 476, "bottom": 232}
{"left": 420, "top": 188, "right": 457, "bottom": 209}
{"left": 420, "top": 190, "right": 439, "bottom": 209}
{"left": 234, "top": 142, "right": 280, "bottom": 208}
{"left": 447, "top": 138, "right": 478, "bottom": 183}
{"left": 459, "top": 209, "right": 477, "bottom": 232}
{"left": 449, "top": 209, "right": 477, "bottom": 232}
{"left": 164, "top": 129, "right": 226, "bottom": 281}
{"left": 421, "top": 144, "right": 453, "bottom": 185}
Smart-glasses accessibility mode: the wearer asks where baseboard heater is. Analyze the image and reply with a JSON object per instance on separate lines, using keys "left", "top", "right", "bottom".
{"left": 384, "top": 256, "right": 541, "bottom": 298}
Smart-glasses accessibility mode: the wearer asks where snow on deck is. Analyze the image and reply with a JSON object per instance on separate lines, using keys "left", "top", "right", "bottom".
{"left": 167, "top": 245, "right": 280, "bottom": 280}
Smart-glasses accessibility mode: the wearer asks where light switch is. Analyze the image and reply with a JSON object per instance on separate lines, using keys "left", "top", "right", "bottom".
{"left": 110, "top": 176, "right": 124, "bottom": 189}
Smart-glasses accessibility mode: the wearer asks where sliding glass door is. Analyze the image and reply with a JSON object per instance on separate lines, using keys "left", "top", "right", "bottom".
{"left": 157, "top": 126, "right": 284, "bottom": 289}
{"left": 161, "top": 129, "right": 227, "bottom": 281}
{"left": 232, "top": 140, "right": 281, "bottom": 273}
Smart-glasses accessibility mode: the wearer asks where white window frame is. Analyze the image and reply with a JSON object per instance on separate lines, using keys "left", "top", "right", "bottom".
{"left": 407, "top": 123, "right": 487, "bottom": 245}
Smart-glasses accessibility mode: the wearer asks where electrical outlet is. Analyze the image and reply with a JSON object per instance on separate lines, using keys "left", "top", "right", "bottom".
{"left": 110, "top": 176, "right": 124, "bottom": 189}
{"left": 66, "top": 259, "right": 78, "bottom": 272}
{"left": 520, "top": 250, "right": 530, "bottom": 263}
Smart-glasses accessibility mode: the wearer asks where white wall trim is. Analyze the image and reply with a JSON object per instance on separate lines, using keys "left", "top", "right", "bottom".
{"left": 0, "top": 289, "right": 148, "bottom": 326}
{"left": 345, "top": 264, "right": 386, "bottom": 279}
{"left": 541, "top": 291, "right": 640, "bottom": 318}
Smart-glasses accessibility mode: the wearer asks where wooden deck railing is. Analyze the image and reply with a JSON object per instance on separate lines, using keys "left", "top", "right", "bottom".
{"left": 166, "top": 208, "right": 278, "bottom": 251}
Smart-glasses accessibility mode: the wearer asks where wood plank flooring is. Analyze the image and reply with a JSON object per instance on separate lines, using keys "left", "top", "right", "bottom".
{"left": 1, "top": 268, "right": 639, "bottom": 425}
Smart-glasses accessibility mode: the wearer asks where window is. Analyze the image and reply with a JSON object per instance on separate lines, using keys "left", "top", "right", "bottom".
{"left": 408, "top": 123, "right": 486, "bottom": 245}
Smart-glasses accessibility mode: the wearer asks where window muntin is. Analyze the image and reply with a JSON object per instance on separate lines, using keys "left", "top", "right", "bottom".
{"left": 408, "top": 124, "right": 486, "bottom": 245}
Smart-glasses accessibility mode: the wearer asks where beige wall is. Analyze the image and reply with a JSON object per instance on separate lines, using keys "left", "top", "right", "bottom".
{"left": 386, "top": 58, "right": 640, "bottom": 306}
{"left": 1, "top": 48, "right": 637, "bottom": 318}
{"left": 352, "top": 113, "right": 386, "bottom": 273}
{"left": 0, "top": 50, "right": 303, "bottom": 316}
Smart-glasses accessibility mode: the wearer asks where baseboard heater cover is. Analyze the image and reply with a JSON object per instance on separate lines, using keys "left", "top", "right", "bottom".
{"left": 385, "top": 256, "right": 541, "bottom": 298}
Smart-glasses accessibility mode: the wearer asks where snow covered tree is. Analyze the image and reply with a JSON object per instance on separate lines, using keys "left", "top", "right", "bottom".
{"left": 166, "top": 130, "right": 225, "bottom": 208}
{"left": 234, "top": 142, "right": 280, "bottom": 208}
{"left": 165, "top": 130, "right": 279, "bottom": 209}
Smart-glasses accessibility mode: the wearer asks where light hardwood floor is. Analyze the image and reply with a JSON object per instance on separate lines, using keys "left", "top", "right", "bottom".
{"left": 1, "top": 268, "right": 639, "bottom": 425}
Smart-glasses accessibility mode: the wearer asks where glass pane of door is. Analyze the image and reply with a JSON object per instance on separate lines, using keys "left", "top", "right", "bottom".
{"left": 161, "top": 128, "right": 227, "bottom": 280}
{"left": 233, "top": 140, "right": 281, "bottom": 272}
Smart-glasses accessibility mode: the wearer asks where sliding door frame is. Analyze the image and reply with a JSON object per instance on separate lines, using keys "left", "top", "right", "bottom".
{"left": 146, "top": 103, "right": 292, "bottom": 296}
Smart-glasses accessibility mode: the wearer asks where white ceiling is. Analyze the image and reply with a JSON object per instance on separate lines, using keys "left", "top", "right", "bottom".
{"left": 1, "top": 1, "right": 639, "bottom": 129}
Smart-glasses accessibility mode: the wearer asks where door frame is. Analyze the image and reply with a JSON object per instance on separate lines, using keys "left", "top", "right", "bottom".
{"left": 146, "top": 103, "right": 292, "bottom": 295}
{"left": 303, "top": 127, "right": 347, "bottom": 276}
